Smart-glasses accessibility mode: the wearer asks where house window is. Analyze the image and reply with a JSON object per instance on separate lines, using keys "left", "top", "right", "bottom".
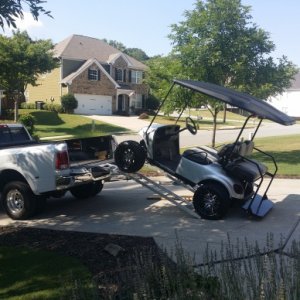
{"left": 131, "top": 70, "right": 143, "bottom": 84}
{"left": 115, "top": 68, "right": 123, "bottom": 81}
{"left": 88, "top": 68, "right": 100, "bottom": 81}
{"left": 135, "top": 94, "right": 143, "bottom": 108}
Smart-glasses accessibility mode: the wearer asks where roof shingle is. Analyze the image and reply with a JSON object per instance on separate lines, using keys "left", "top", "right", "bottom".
{"left": 54, "top": 34, "right": 147, "bottom": 70}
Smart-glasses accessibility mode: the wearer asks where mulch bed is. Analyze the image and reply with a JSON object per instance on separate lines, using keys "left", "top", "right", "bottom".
{"left": 0, "top": 226, "right": 167, "bottom": 298}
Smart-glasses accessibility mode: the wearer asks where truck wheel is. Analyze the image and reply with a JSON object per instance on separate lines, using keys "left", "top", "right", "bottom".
{"left": 2, "top": 181, "right": 37, "bottom": 220}
{"left": 114, "top": 140, "right": 146, "bottom": 173}
{"left": 70, "top": 181, "right": 103, "bottom": 199}
{"left": 193, "top": 182, "right": 231, "bottom": 220}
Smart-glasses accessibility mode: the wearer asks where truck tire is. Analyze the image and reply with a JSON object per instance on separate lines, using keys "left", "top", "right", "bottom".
{"left": 114, "top": 140, "right": 146, "bottom": 173}
{"left": 70, "top": 181, "right": 103, "bottom": 199}
{"left": 2, "top": 181, "right": 37, "bottom": 220}
{"left": 193, "top": 182, "right": 231, "bottom": 220}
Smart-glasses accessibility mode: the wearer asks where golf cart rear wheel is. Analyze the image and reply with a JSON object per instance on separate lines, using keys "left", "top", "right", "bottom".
{"left": 114, "top": 140, "right": 146, "bottom": 173}
{"left": 193, "top": 182, "right": 231, "bottom": 220}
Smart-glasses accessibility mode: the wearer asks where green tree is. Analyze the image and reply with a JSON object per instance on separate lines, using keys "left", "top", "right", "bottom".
{"left": 124, "top": 48, "right": 149, "bottom": 61}
{"left": 102, "top": 39, "right": 127, "bottom": 52}
{"left": 0, "top": 0, "right": 52, "bottom": 29}
{"left": 169, "top": 0, "right": 298, "bottom": 146}
{"left": 0, "top": 31, "right": 58, "bottom": 120}
{"left": 61, "top": 93, "right": 78, "bottom": 114}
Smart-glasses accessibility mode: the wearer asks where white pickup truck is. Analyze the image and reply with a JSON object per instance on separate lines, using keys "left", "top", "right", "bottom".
{"left": 0, "top": 123, "right": 116, "bottom": 220}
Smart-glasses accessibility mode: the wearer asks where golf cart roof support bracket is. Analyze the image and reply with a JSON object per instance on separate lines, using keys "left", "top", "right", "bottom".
{"left": 251, "top": 118, "right": 263, "bottom": 141}
{"left": 146, "top": 82, "right": 176, "bottom": 133}
{"left": 117, "top": 169, "right": 201, "bottom": 219}
{"left": 233, "top": 114, "right": 255, "bottom": 145}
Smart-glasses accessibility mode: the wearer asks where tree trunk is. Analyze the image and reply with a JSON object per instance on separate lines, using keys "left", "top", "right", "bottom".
{"left": 14, "top": 99, "right": 18, "bottom": 122}
{"left": 223, "top": 103, "right": 227, "bottom": 123}
{"left": 212, "top": 110, "right": 218, "bottom": 148}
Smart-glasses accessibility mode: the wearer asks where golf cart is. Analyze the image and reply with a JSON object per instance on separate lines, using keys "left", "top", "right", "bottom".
{"left": 114, "top": 80, "right": 295, "bottom": 220}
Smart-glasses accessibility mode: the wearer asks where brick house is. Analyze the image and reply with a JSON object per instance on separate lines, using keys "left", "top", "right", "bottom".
{"left": 26, "top": 34, "right": 149, "bottom": 115}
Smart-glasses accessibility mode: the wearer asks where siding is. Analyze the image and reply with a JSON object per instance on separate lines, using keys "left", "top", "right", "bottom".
{"left": 26, "top": 68, "right": 62, "bottom": 104}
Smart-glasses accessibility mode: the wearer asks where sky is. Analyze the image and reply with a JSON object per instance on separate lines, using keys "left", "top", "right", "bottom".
{"left": 4, "top": 0, "right": 300, "bottom": 67}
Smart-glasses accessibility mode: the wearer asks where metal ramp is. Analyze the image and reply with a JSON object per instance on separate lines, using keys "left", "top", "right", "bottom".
{"left": 117, "top": 170, "right": 201, "bottom": 219}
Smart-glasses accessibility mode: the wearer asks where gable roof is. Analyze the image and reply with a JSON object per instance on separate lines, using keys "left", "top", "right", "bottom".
{"left": 61, "top": 58, "right": 120, "bottom": 87}
{"left": 54, "top": 34, "right": 147, "bottom": 70}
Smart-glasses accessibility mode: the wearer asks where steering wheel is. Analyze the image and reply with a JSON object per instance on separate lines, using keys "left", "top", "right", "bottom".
{"left": 185, "top": 117, "right": 197, "bottom": 135}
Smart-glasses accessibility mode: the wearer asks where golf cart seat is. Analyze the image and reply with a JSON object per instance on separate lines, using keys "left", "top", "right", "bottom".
{"left": 225, "top": 159, "right": 268, "bottom": 182}
{"left": 221, "top": 141, "right": 268, "bottom": 182}
{"left": 182, "top": 147, "right": 219, "bottom": 165}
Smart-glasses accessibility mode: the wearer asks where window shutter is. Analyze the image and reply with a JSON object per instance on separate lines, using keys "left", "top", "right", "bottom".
{"left": 115, "top": 68, "right": 118, "bottom": 80}
{"left": 98, "top": 70, "right": 101, "bottom": 81}
{"left": 123, "top": 70, "right": 126, "bottom": 82}
{"left": 128, "top": 70, "right": 132, "bottom": 83}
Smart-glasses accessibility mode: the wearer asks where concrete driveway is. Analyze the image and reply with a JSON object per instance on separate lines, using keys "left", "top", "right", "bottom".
{"left": 1, "top": 176, "right": 299, "bottom": 264}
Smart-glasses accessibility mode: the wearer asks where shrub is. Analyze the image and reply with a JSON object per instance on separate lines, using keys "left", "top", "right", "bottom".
{"left": 43, "top": 103, "right": 64, "bottom": 113}
{"left": 18, "top": 113, "right": 36, "bottom": 135}
{"left": 20, "top": 102, "right": 35, "bottom": 109}
{"left": 146, "top": 94, "right": 160, "bottom": 110}
{"left": 61, "top": 94, "right": 78, "bottom": 114}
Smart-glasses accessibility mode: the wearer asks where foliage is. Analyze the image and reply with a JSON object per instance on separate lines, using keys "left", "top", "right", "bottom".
{"left": 102, "top": 38, "right": 127, "bottom": 52}
{"left": 0, "top": 0, "right": 52, "bottom": 30}
{"left": 166, "top": 0, "right": 298, "bottom": 146}
{"left": 124, "top": 47, "right": 149, "bottom": 61}
{"left": 145, "top": 94, "right": 160, "bottom": 110}
{"left": 102, "top": 38, "right": 150, "bottom": 61}
{"left": 18, "top": 113, "right": 36, "bottom": 134}
{"left": 20, "top": 102, "right": 35, "bottom": 109}
{"left": 0, "top": 246, "right": 96, "bottom": 299}
{"left": 60, "top": 93, "right": 78, "bottom": 114}
{"left": 43, "top": 103, "right": 63, "bottom": 113}
{"left": 0, "top": 31, "right": 58, "bottom": 120}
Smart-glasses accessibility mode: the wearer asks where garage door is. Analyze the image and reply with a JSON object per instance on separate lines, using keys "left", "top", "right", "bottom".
{"left": 74, "top": 94, "right": 112, "bottom": 115}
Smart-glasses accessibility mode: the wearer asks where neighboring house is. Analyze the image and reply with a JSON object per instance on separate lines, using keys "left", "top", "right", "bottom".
{"left": 26, "top": 34, "right": 149, "bottom": 115}
{"left": 268, "top": 72, "right": 300, "bottom": 119}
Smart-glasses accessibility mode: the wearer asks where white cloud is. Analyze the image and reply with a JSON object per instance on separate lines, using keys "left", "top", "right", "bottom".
{"left": 3, "top": 11, "right": 43, "bottom": 35}
{"left": 15, "top": 12, "right": 43, "bottom": 30}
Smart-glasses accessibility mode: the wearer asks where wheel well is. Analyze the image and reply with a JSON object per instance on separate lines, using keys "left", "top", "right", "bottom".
{"left": 198, "top": 179, "right": 229, "bottom": 197}
{"left": 0, "top": 170, "right": 27, "bottom": 191}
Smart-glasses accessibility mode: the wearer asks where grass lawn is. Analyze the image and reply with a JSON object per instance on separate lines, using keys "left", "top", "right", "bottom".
{"left": 251, "top": 134, "right": 300, "bottom": 177}
{"left": 0, "top": 246, "right": 96, "bottom": 299}
{"left": 19, "top": 109, "right": 129, "bottom": 138}
{"left": 154, "top": 114, "right": 253, "bottom": 130}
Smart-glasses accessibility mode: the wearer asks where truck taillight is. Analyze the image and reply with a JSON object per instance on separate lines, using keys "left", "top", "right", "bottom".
{"left": 55, "top": 150, "right": 70, "bottom": 170}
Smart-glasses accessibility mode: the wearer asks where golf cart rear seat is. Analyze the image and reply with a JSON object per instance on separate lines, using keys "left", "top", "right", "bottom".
{"left": 218, "top": 140, "right": 268, "bottom": 182}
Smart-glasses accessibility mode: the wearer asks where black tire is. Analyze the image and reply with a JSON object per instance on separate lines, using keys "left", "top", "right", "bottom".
{"left": 114, "top": 140, "right": 146, "bottom": 173}
{"left": 193, "top": 182, "right": 231, "bottom": 220}
{"left": 70, "top": 181, "right": 103, "bottom": 199}
{"left": 1, "top": 181, "right": 37, "bottom": 220}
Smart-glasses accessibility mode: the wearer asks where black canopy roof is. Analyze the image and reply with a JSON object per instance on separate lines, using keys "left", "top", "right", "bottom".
{"left": 174, "top": 79, "right": 295, "bottom": 126}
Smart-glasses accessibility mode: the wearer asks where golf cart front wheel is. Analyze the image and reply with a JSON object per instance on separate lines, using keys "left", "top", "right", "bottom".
{"left": 193, "top": 182, "right": 231, "bottom": 220}
{"left": 114, "top": 140, "right": 146, "bottom": 173}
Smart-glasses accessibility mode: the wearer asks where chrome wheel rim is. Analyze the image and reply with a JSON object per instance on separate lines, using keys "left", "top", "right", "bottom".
{"left": 7, "top": 189, "right": 24, "bottom": 214}
{"left": 202, "top": 191, "right": 219, "bottom": 216}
